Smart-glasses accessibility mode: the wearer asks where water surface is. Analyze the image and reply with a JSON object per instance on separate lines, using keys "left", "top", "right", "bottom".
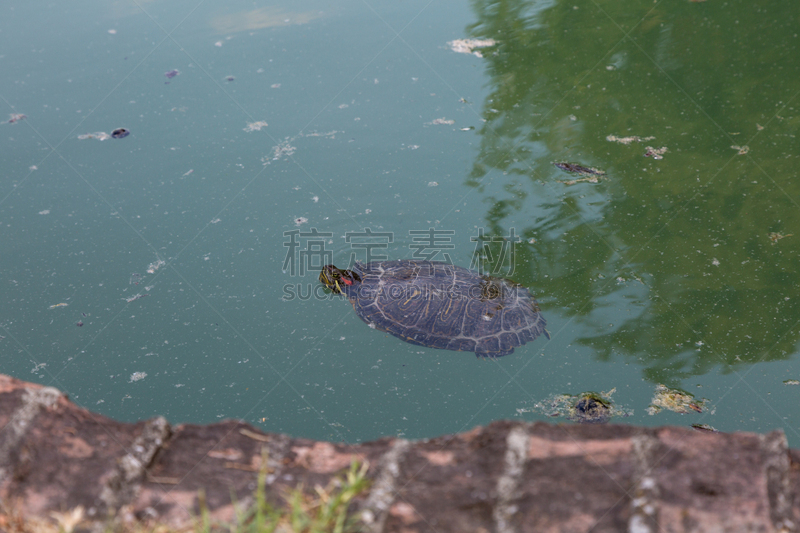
{"left": 2, "top": 0, "right": 799, "bottom": 445}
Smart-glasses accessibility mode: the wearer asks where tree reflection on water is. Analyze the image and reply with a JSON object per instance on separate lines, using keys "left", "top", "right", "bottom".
{"left": 464, "top": 0, "right": 800, "bottom": 385}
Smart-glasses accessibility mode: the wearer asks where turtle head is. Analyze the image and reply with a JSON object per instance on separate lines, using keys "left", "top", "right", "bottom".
{"left": 319, "top": 265, "right": 361, "bottom": 294}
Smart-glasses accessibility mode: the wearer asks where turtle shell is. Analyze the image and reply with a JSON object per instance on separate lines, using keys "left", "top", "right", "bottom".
{"left": 339, "top": 260, "right": 547, "bottom": 357}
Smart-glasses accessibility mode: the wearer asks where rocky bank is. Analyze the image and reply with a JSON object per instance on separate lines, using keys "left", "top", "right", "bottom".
{"left": 1, "top": 374, "right": 799, "bottom": 532}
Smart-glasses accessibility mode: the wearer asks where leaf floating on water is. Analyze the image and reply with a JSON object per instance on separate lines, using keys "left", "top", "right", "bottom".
{"left": 691, "top": 423, "right": 718, "bottom": 433}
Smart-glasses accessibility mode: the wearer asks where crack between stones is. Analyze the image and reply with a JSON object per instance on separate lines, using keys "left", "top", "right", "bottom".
{"left": 99, "top": 416, "right": 172, "bottom": 512}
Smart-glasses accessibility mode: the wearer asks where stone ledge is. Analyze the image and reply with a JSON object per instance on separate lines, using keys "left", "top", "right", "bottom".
{"left": 0, "top": 373, "right": 798, "bottom": 532}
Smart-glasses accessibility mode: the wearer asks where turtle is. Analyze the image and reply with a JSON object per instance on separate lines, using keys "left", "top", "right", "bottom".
{"left": 319, "top": 260, "right": 548, "bottom": 357}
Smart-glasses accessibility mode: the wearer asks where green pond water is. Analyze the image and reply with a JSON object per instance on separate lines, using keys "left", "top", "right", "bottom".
{"left": 2, "top": 0, "right": 799, "bottom": 445}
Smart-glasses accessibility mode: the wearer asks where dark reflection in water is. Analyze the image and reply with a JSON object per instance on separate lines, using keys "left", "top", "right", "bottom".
{"left": 464, "top": 0, "right": 800, "bottom": 385}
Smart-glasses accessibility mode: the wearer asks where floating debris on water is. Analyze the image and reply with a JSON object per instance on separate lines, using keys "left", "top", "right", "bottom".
{"left": 129, "top": 371, "right": 147, "bottom": 382}
{"left": 644, "top": 146, "right": 668, "bottom": 159}
{"left": 294, "top": 217, "right": 308, "bottom": 226}
{"left": 647, "top": 384, "right": 705, "bottom": 415}
{"left": 428, "top": 181, "right": 439, "bottom": 187}
{"left": 460, "top": 126, "right": 475, "bottom": 131}
{"left": 769, "top": 232, "right": 793, "bottom": 244}
{"left": 78, "top": 132, "right": 112, "bottom": 141}
{"left": 731, "top": 144, "right": 749, "bottom": 155}
{"left": 269, "top": 140, "right": 297, "bottom": 161}
{"left": 606, "top": 134, "right": 655, "bottom": 144}
{"left": 225, "top": 75, "right": 235, "bottom": 82}
{"left": 448, "top": 38, "right": 496, "bottom": 58}
{"left": 244, "top": 121, "right": 268, "bottom": 132}
{"left": 518, "top": 388, "right": 631, "bottom": 424}
{"left": 691, "top": 423, "right": 718, "bottom": 433}
{"left": 260, "top": 131, "right": 337, "bottom": 164}
{"left": 48, "top": 303, "right": 69, "bottom": 309}
{"left": 38, "top": 210, "right": 50, "bottom": 215}
{"left": 427, "top": 118, "right": 455, "bottom": 125}
{"left": 146, "top": 259, "right": 165, "bottom": 274}
{"left": 558, "top": 176, "right": 601, "bottom": 185}
{"left": 6, "top": 113, "right": 26, "bottom": 124}
{"left": 164, "top": 69, "right": 180, "bottom": 79}
{"left": 125, "top": 293, "right": 149, "bottom": 303}
{"left": 304, "top": 130, "right": 338, "bottom": 138}
{"left": 783, "top": 379, "right": 800, "bottom": 385}
{"left": 80, "top": 129, "right": 132, "bottom": 140}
